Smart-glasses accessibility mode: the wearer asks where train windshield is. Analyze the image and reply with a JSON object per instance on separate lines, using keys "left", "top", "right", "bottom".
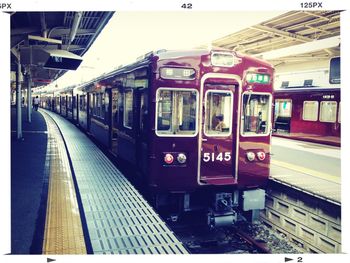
{"left": 242, "top": 93, "right": 271, "bottom": 135}
{"left": 156, "top": 89, "right": 198, "bottom": 136}
{"left": 204, "top": 91, "right": 233, "bottom": 136}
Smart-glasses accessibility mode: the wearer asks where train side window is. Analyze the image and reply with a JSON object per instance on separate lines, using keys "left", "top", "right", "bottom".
{"left": 320, "top": 101, "right": 337, "bottom": 123}
{"left": 97, "top": 93, "right": 102, "bottom": 117}
{"left": 112, "top": 89, "right": 119, "bottom": 128}
{"left": 275, "top": 99, "right": 292, "bottom": 118}
{"left": 94, "top": 94, "right": 98, "bottom": 116}
{"left": 101, "top": 93, "right": 104, "bottom": 117}
{"left": 83, "top": 95, "right": 87, "bottom": 111}
{"left": 242, "top": 93, "right": 271, "bottom": 135}
{"left": 68, "top": 97, "right": 72, "bottom": 110}
{"left": 156, "top": 89, "right": 198, "bottom": 136}
{"left": 302, "top": 101, "right": 318, "bottom": 121}
{"left": 92, "top": 94, "right": 96, "bottom": 115}
{"left": 62, "top": 97, "right": 66, "bottom": 107}
{"left": 338, "top": 102, "right": 341, "bottom": 123}
{"left": 72, "top": 96, "right": 76, "bottom": 109}
{"left": 103, "top": 92, "right": 109, "bottom": 116}
{"left": 140, "top": 93, "right": 148, "bottom": 132}
{"left": 204, "top": 91, "right": 233, "bottom": 136}
{"left": 124, "top": 90, "right": 133, "bottom": 129}
{"left": 79, "top": 95, "right": 84, "bottom": 111}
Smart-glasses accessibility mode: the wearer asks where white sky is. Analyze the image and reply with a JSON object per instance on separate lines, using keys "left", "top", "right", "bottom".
{"left": 49, "top": 11, "right": 285, "bottom": 90}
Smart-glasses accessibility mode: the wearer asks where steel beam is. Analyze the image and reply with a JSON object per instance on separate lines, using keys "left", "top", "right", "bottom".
{"left": 256, "top": 36, "right": 340, "bottom": 60}
{"left": 252, "top": 24, "right": 312, "bottom": 43}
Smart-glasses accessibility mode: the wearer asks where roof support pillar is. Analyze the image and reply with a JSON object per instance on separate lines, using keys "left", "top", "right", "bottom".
{"left": 26, "top": 70, "right": 32, "bottom": 123}
{"left": 16, "top": 56, "right": 23, "bottom": 140}
{"left": 40, "top": 12, "right": 48, "bottom": 38}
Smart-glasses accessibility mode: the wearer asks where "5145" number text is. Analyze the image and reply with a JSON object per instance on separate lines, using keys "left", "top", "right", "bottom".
{"left": 203, "top": 152, "right": 231, "bottom": 162}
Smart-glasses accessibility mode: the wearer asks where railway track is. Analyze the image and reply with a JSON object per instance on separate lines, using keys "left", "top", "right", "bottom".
{"left": 163, "top": 212, "right": 300, "bottom": 254}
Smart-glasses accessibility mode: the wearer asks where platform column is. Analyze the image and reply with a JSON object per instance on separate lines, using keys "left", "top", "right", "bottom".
{"left": 16, "top": 56, "right": 22, "bottom": 140}
{"left": 26, "top": 70, "right": 32, "bottom": 123}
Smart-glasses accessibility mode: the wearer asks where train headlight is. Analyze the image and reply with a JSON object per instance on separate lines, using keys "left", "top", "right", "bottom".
{"left": 164, "top": 153, "right": 174, "bottom": 164}
{"left": 177, "top": 153, "right": 187, "bottom": 164}
{"left": 257, "top": 152, "right": 266, "bottom": 161}
{"left": 246, "top": 152, "right": 255, "bottom": 162}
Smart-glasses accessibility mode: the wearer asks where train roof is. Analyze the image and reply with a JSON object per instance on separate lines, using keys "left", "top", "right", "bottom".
{"left": 73, "top": 48, "right": 274, "bottom": 91}
{"left": 274, "top": 87, "right": 340, "bottom": 93}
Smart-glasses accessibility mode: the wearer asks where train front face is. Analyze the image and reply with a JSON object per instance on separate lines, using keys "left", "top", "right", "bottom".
{"left": 148, "top": 50, "right": 274, "bottom": 196}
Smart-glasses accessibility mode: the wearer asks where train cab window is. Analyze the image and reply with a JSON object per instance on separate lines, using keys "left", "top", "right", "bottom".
{"left": 302, "top": 101, "right": 318, "bottom": 121}
{"left": 242, "top": 93, "right": 271, "bottom": 135}
{"left": 204, "top": 91, "right": 233, "bottom": 136}
{"left": 124, "top": 90, "right": 133, "bottom": 129}
{"left": 156, "top": 89, "right": 198, "bottom": 136}
{"left": 320, "top": 101, "right": 337, "bottom": 123}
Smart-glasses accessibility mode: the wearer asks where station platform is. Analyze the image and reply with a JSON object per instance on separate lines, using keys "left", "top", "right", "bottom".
{"left": 11, "top": 106, "right": 341, "bottom": 254}
{"left": 270, "top": 137, "right": 341, "bottom": 205}
{"left": 11, "top": 106, "right": 49, "bottom": 254}
{"left": 11, "top": 107, "right": 187, "bottom": 254}
{"left": 273, "top": 132, "right": 340, "bottom": 147}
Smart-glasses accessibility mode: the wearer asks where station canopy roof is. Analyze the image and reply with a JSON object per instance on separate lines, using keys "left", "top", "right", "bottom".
{"left": 212, "top": 11, "right": 340, "bottom": 66}
{"left": 11, "top": 11, "right": 114, "bottom": 87}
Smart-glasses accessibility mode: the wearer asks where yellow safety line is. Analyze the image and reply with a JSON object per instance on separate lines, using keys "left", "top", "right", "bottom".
{"left": 271, "top": 159, "right": 340, "bottom": 184}
{"left": 42, "top": 114, "right": 86, "bottom": 254}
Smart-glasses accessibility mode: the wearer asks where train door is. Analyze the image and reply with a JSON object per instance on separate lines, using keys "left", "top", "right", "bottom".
{"left": 135, "top": 89, "right": 148, "bottom": 174}
{"left": 199, "top": 81, "right": 238, "bottom": 185}
{"left": 274, "top": 99, "right": 292, "bottom": 133}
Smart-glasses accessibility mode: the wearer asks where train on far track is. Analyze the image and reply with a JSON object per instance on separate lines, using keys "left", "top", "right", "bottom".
{"left": 272, "top": 57, "right": 340, "bottom": 147}
{"left": 39, "top": 48, "right": 274, "bottom": 227}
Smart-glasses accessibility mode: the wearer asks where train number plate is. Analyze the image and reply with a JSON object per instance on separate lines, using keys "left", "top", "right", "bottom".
{"left": 202, "top": 152, "right": 231, "bottom": 162}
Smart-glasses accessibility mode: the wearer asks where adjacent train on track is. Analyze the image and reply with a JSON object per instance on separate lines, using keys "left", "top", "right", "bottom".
{"left": 272, "top": 57, "right": 341, "bottom": 147}
{"left": 40, "top": 48, "right": 274, "bottom": 227}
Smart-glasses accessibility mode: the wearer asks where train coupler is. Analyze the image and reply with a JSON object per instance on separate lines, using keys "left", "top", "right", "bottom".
{"left": 207, "top": 209, "right": 238, "bottom": 228}
{"left": 207, "top": 192, "right": 238, "bottom": 228}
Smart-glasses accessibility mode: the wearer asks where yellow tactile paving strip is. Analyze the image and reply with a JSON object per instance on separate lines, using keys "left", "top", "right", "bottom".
{"left": 41, "top": 111, "right": 87, "bottom": 254}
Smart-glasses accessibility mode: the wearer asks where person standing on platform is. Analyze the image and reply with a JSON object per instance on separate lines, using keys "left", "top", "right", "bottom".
{"left": 33, "top": 96, "right": 40, "bottom": 111}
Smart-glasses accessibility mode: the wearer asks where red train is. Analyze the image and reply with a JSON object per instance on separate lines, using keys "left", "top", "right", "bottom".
{"left": 40, "top": 48, "right": 274, "bottom": 226}
{"left": 273, "top": 57, "right": 341, "bottom": 147}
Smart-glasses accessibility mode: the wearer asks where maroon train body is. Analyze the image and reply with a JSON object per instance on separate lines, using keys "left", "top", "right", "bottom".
{"left": 40, "top": 49, "right": 274, "bottom": 226}
{"left": 273, "top": 87, "right": 340, "bottom": 146}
